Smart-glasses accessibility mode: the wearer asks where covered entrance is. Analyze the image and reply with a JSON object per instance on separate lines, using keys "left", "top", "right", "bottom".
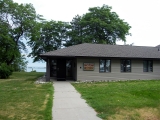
{"left": 47, "top": 58, "right": 76, "bottom": 81}
{"left": 57, "top": 59, "right": 66, "bottom": 80}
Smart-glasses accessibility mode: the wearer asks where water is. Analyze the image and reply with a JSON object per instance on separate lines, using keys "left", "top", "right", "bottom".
{"left": 27, "top": 67, "right": 46, "bottom": 72}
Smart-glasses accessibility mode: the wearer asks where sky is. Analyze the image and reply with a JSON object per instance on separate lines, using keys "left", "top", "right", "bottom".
{"left": 13, "top": 0, "right": 160, "bottom": 72}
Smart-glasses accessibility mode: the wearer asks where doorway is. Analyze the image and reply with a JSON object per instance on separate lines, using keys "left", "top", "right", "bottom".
{"left": 57, "top": 59, "right": 66, "bottom": 81}
{"left": 66, "top": 60, "right": 73, "bottom": 80}
{"left": 50, "top": 59, "right": 74, "bottom": 81}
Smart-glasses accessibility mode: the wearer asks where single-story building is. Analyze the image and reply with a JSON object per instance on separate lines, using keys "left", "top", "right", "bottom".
{"left": 40, "top": 43, "right": 160, "bottom": 82}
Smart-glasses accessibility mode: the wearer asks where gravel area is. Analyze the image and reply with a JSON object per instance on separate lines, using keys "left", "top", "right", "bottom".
{"left": 35, "top": 76, "right": 48, "bottom": 84}
{"left": 35, "top": 76, "right": 56, "bottom": 84}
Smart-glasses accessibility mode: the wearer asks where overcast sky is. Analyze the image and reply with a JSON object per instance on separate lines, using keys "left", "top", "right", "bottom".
{"left": 13, "top": 0, "right": 160, "bottom": 70}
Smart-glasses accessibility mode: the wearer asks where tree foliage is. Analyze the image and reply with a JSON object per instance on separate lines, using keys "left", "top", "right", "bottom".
{"left": 29, "top": 5, "right": 131, "bottom": 62}
{"left": 66, "top": 5, "right": 131, "bottom": 46}
{"left": 11, "top": 54, "right": 28, "bottom": 72}
{"left": 28, "top": 21, "right": 70, "bottom": 62}
{"left": 64, "top": 15, "right": 83, "bottom": 47}
{"left": 0, "top": 0, "right": 42, "bottom": 77}
{"left": 1, "top": 1, "right": 131, "bottom": 69}
{"left": 0, "top": 0, "right": 42, "bottom": 64}
{"left": 0, "top": 63, "right": 12, "bottom": 79}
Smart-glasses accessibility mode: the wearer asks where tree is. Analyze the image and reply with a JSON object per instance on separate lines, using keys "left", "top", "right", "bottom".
{"left": 27, "top": 4, "right": 131, "bottom": 63}
{"left": 28, "top": 20, "right": 70, "bottom": 62}
{"left": 0, "top": 19, "right": 18, "bottom": 65}
{"left": 0, "top": 0, "right": 42, "bottom": 64}
{"left": 11, "top": 54, "right": 28, "bottom": 72}
{"left": 0, "top": 0, "right": 42, "bottom": 78}
{"left": 66, "top": 5, "right": 131, "bottom": 46}
{"left": 0, "top": 63, "right": 12, "bottom": 79}
{"left": 64, "top": 15, "right": 83, "bottom": 47}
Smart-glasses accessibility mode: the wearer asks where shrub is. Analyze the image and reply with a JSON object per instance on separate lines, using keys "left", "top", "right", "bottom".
{"left": 0, "top": 63, "right": 13, "bottom": 79}
{"left": 31, "top": 70, "right": 36, "bottom": 72}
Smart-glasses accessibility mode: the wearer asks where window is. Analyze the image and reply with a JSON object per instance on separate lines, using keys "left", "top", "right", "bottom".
{"left": 143, "top": 60, "right": 153, "bottom": 72}
{"left": 121, "top": 60, "right": 131, "bottom": 72}
{"left": 66, "top": 60, "right": 73, "bottom": 77}
{"left": 50, "top": 60, "right": 57, "bottom": 77}
{"left": 100, "top": 59, "right": 111, "bottom": 72}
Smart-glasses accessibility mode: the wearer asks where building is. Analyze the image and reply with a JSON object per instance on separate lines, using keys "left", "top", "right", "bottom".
{"left": 40, "top": 43, "right": 160, "bottom": 81}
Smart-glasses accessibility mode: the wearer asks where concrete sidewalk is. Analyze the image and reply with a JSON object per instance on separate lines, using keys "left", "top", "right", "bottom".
{"left": 52, "top": 81, "right": 101, "bottom": 120}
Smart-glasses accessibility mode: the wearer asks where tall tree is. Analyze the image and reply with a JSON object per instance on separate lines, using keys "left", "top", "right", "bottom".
{"left": 28, "top": 20, "right": 70, "bottom": 62}
{"left": 0, "top": 0, "right": 42, "bottom": 65}
{"left": 27, "top": 4, "right": 132, "bottom": 63}
{"left": 82, "top": 5, "right": 131, "bottom": 44}
{"left": 65, "top": 15, "right": 83, "bottom": 47}
{"left": 66, "top": 5, "right": 131, "bottom": 46}
{"left": 0, "top": 19, "right": 18, "bottom": 65}
{"left": 0, "top": 0, "right": 42, "bottom": 78}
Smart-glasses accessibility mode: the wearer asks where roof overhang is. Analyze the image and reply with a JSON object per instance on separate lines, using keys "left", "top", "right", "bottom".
{"left": 40, "top": 54, "right": 160, "bottom": 61}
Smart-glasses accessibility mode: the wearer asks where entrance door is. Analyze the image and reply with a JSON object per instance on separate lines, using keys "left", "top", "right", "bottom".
{"left": 66, "top": 60, "right": 73, "bottom": 79}
{"left": 57, "top": 59, "right": 66, "bottom": 81}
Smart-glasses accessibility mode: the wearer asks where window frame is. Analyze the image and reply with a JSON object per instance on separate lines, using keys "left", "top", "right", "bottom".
{"left": 120, "top": 59, "right": 131, "bottom": 72}
{"left": 99, "top": 59, "right": 111, "bottom": 73}
{"left": 143, "top": 60, "right": 153, "bottom": 72}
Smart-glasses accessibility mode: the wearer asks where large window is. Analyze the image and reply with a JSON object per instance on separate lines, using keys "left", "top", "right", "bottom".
{"left": 66, "top": 60, "right": 73, "bottom": 77}
{"left": 143, "top": 60, "right": 153, "bottom": 72}
{"left": 99, "top": 59, "right": 111, "bottom": 72}
{"left": 121, "top": 60, "right": 131, "bottom": 72}
{"left": 50, "top": 60, "right": 57, "bottom": 77}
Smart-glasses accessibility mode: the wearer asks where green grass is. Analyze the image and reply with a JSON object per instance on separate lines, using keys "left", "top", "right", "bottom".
{"left": 72, "top": 80, "right": 160, "bottom": 120}
{"left": 0, "top": 72, "right": 53, "bottom": 120}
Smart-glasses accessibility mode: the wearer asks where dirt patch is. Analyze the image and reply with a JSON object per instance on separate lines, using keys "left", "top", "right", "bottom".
{"left": 1, "top": 103, "right": 31, "bottom": 119}
{"left": 18, "top": 102, "right": 31, "bottom": 108}
{"left": 0, "top": 79, "right": 22, "bottom": 82}
{"left": 0, "top": 109, "right": 16, "bottom": 119}
{"left": 35, "top": 84, "right": 42, "bottom": 88}
{"left": 40, "top": 94, "right": 50, "bottom": 111}
{"left": 138, "top": 108, "right": 160, "bottom": 120}
{"left": 108, "top": 109, "right": 140, "bottom": 120}
{"left": 108, "top": 107, "right": 160, "bottom": 120}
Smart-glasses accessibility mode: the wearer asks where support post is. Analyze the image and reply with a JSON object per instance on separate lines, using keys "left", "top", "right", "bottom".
{"left": 46, "top": 58, "right": 50, "bottom": 82}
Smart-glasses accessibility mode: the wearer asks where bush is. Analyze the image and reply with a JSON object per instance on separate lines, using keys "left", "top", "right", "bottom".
{"left": 0, "top": 63, "right": 13, "bottom": 79}
{"left": 31, "top": 70, "right": 36, "bottom": 72}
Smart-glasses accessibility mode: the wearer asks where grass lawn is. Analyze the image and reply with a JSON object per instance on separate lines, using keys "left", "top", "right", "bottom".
{"left": 0, "top": 72, "right": 53, "bottom": 120}
{"left": 72, "top": 80, "right": 160, "bottom": 120}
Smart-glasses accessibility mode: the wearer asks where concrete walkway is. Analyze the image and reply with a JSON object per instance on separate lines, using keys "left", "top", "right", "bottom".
{"left": 52, "top": 81, "right": 101, "bottom": 120}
